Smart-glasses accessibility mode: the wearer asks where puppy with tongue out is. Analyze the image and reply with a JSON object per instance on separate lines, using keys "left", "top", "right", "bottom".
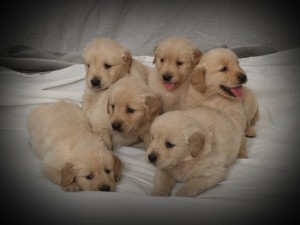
{"left": 180, "top": 48, "right": 259, "bottom": 159}
{"left": 148, "top": 37, "right": 202, "bottom": 113}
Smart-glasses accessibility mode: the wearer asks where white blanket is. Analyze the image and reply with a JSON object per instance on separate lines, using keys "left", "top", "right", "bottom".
{"left": 1, "top": 50, "right": 299, "bottom": 224}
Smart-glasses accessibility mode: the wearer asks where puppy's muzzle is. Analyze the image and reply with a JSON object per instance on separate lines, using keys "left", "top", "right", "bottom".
{"left": 238, "top": 73, "right": 247, "bottom": 84}
{"left": 162, "top": 74, "right": 173, "bottom": 82}
{"left": 99, "top": 184, "right": 111, "bottom": 192}
{"left": 112, "top": 121, "right": 123, "bottom": 132}
{"left": 148, "top": 152, "right": 158, "bottom": 163}
{"left": 90, "top": 77, "right": 101, "bottom": 88}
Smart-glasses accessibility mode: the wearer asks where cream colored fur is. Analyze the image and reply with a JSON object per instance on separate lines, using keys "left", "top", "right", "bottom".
{"left": 82, "top": 37, "right": 153, "bottom": 148}
{"left": 107, "top": 76, "right": 162, "bottom": 149}
{"left": 27, "top": 100, "right": 122, "bottom": 192}
{"left": 148, "top": 37, "right": 202, "bottom": 112}
{"left": 146, "top": 107, "right": 241, "bottom": 197}
{"left": 180, "top": 48, "right": 259, "bottom": 158}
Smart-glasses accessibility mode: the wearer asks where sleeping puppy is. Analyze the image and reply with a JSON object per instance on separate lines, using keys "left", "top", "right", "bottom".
{"left": 82, "top": 37, "right": 151, "bottom": 113}
{"left": 146, "top": 107, "right": 241, "bottom": 197}
{"left": 107, "top": 76, "right": 162, "bottom": 149}
{"left": 148, "top": 37, "right": 202, "bottom": 112}
{"left": 27, "top": 100, "right": 123, "bottom": 192}
{"left": 180, "top": 48, "right": 259, "bottom": 158}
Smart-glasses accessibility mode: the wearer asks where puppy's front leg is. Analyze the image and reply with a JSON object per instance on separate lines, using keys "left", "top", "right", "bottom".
{"left": 152, "top": 169, "right": 175, "bottom": 196}
{"left": 237, "top": 136, "right": 248, "bottom": 159}
{"left": 62, "top": 183, "right": 81, "bottom": 192}
{"left": 176, "top": 169, "right": 226, "bottom": 197}
{"left": 100, "top": 128, "right": 113, "bottom": 150}
{"left": 141, "top": 131, "right": 150, "bottom": 149}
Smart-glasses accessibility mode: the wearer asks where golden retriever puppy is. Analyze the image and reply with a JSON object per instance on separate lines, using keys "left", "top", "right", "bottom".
{"left": 180, "top": 48, "right": 259, "bottom": 158}
{"left": 27, "top": 100, "right": 123, "bottom": 192}
{"left": 148, "top": 37, "right": 202, "bottom": 112}
{"left": 107, "top": 76, "right": 162, "bottom": 149}
{"left": 146, "top": 107, "right": 241, "bottom": 197}
{"left": 82, "top": 37, "right": 151, "bottom": 113}
{"left": 82, "top": 37, "right": 153, "bottom": 148}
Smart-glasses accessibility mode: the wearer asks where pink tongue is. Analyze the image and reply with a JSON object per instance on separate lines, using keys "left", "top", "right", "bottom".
{"left": 230, "top": 86, "right": 243, "bottom": 97}
{"left": 163, "top": 82, "right": 175, "bottom": 91}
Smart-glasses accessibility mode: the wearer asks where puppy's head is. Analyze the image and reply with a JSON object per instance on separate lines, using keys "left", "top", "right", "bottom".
{"left": 61, "top": 141, "right": 123, "bottom": 192}
{"left": 191, "top": 48, "right": 247, "bottom": 99}
{"left": 153, "top": 37, "right": 202, "bottom": 91}
{"left": 107, "top": 76, "right": 161, "bottom": 135}
{"left": 82, "top": 37, "right": 132, "bottom": 92}
{"left": 146, "top": 111, "right": 209, "bottom": 169}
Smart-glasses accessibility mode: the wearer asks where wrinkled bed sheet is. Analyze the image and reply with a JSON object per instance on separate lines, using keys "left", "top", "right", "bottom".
{"left": 1, "top": 0, "right": 299, "bottom": 72}
{"left": 0, "top": 49, "right": 300, "bottom": 224}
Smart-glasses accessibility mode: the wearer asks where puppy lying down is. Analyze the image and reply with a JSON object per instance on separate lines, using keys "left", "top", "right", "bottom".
{"left": 146, "top": 106, "right": 241, "bottom": 197}
{"left": 27, "top": 100, "right": 122, "bottom": 192}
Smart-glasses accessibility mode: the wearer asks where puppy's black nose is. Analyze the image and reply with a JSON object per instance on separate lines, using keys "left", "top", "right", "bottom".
{"left": 238, "top": 74, "right": 247, "bottom": 84}
{"left": 148, "top": 153, "right": 157, "bottom": 163}
{"left": 112, "top": 121, "right": 122, "bottom": 131}
{"left": 99, "top": 185, "right": 111, "bottom": 192}
{"left": 90, "top": 78, "right": 101, "bottom": 88}
{"left": 162, "top": 74, "right": 172, "bottom": 82}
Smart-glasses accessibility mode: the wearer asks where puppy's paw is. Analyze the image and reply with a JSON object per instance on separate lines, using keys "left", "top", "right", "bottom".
{"left": 102, "top": 132, "right": 113, "bottom": 150}
{"left": 176, "top": 186, "right": 199, "bottom": 197}
{"left": 151, "top": 189, "right": 170, "bottom": 196}
{"left": 245, "top": 126, "right": 257, "bottom": 138}
{"left": 237, "top": 148, "right": 248, "bottom": 159}
{"left": 62, "top": 183, "right": 81, "bottom": 192}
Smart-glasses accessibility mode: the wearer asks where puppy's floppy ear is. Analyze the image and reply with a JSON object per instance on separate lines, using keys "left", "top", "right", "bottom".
{"left": 122, "top": 51, "right": 133, "bottom": 74}
{"left": 61, "top": 162, "right": 76, "bottom": 186}
{"left": 188, "top": 131, "right": 206, "bottom": 157}
{"left": 192, "top": 48, "right": 203, "bottom": 68}
{"left": 152, "top": 45, "right": 158, "bottom": 65}
{"left": 191, "top": 66, "right": 206, "bottom": 93}
{"left": 145, "top": 95, "right": 161, "bottom": 120}
{"left": 112, "top": 154, "right": 123, "bottom": 182}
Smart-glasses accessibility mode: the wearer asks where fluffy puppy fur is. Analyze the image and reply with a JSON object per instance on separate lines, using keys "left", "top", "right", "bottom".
{"left": 107, "top": 76, "right": 162, "bottom": 149}
{"left": 82, "top": 37, "right": 152, "bottom": 112}
{"left": 180, "top": 48, "right": 259, "bottom": 158}
{"left": 82, "top": 37, "right": 131, "bottom": 112}
{"left": 84, "top": 91, "right": 113, "bottom": 149}
{"left": 82, "top": 38, "right": 153, "bottom": 148}
{"left": 242, "top": 86, "right": 259, "bottom": 137}
{"left": 27, "top": 100, "right": 123, "bottom": 192}
{"left": 146, "top": 107, "right": 241, "bottom": 197}
{"left": 148, "top": 37, "right": 202, "bottom": 112}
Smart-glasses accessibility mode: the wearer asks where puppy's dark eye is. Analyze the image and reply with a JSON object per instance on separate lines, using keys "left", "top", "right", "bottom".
{"left": 166, "top": 141, "right": 175, "bottom": 149}
{"left": 127, "top": 107, "right": 135, "bottom": 114}
{"left": 105, "top": 169, "right": 111, "bottom": 174}
{"left": 85, "top": 174, "right": 94, "bottom": 180}
{"left": 160, "top": 58, "right": 164, "bottom": 63}
{"left": 86, "top": 63, "right": 90, "bottom": 68}
{"left": 220, "top": 66, "right": 228, "bottom": 72}
{"left": 111, "top": 104, "right": 115, "bottom": 110}
{"left": 104, "top": 63, "right": 112, "bottom": 69}
{"left": 176, "top": 60, "right": 183, "bottom": 66}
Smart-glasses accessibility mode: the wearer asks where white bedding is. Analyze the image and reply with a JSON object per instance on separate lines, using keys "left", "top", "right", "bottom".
{"left": 1, "top": 49, "right": 300, "bottom": 224}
